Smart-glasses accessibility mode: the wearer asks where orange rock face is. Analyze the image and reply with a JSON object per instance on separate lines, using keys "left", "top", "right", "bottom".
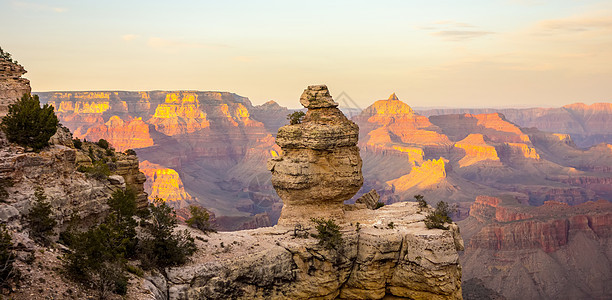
{"left": 81, "top": 116, "right": 154, "bottom": 151}
{"left": 139, "top": 160, "right": 192, "bottom": 203}
{"left": 386, "top": 158, "right": 446, "bottom": 192}
{"left": 148, "top": 92, "right": 210, "bottom": 136}
{"left": 454, "top": 134, "right": 500, "bottom": 167}
{"left": 354, "top": 94, "right": 452, "bottom": 149}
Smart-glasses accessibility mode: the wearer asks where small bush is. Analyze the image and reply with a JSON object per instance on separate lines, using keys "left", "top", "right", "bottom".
{"left": 186, "top": 205, "right": 215, "bottom": 233}
{"left": 0, "top": 94, "right": 59, "bottom": 151}
{"left": 72, "top": 138, "right": 82, "bottom": 149}
{"left": 97, "top": 139, "right": 110, "bottom": 149}
{"left": 310, "top": 218, "right": 343, "bottom": 250}
{"left": 375, "top": 202, "right": 385, "bottom": 209}
{"left": 424, "top": 201, "right": 453, "bottom": 230}
{"left": 287, "top": 111, "right": 306, "bottom": 125}
{"left": 124, "top": 149, "right": 137, "bottom": 156}
{"left": 86, "top": 161, "right": 111, "bottom": 180}
{"left": 415, "top": 194, "right": 428, "bottom": 211}
{"left": 125, "top": 264, "right": 144, "bottom": 277}
{"left": 105, "top": 148, "right": 114, "bottom": 157}
{"left": 0, "top": 224, "right": 18, "bottom": 289}
{"left": 139, "top": 198, "right": 197, "bottom": 270}
{"left": 387, "top": 222, "right": 394, "bottom": 229}
{"left": 26, "top": 188, "right": 57, "bottom": 246}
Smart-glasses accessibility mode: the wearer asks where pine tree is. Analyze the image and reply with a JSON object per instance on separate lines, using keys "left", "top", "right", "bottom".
{"left": 1, "top": 94, "right": 59, "bottom": 151}
{"left": 26, "top": 188, "right": 57, "bottom": 246}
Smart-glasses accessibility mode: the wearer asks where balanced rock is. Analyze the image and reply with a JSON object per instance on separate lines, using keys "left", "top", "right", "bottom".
{"left": 268, "top": 85, "right": 363, "bottom": 226}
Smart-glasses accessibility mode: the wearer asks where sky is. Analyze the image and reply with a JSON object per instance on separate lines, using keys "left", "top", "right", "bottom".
{"left": 1, "top": 0, "right": 611, "bottom": 109}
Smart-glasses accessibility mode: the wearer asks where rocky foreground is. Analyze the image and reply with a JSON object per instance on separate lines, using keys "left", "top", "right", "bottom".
{"left": 143, "top": 202, "right": 464, "bottom": 300}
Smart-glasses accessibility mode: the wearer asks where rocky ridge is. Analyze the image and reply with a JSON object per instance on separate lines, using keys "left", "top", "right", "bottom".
{"left": 144, "top": 202, "right": 464, "bottom": 300}
{"left": 0, "top": 57, "right": 30, "bottom": 117}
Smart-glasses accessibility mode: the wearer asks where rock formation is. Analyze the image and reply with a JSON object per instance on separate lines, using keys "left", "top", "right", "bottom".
{"left": 268, "top": 85, "right": 363, "bottom": 226}
{"left": 140, "top": 160, "right": 192, "bottom": 204}
{"left": 0, "top": 57, "right": 31, "bottom": 117}
{"left": 144, "top": 202, "right": 464, "bottom": 300}
{"left": 459, "top": 196, "right": 612, "bottom": 300}
{"left": 82, "top": 116, "right": 154, "bottom": 151}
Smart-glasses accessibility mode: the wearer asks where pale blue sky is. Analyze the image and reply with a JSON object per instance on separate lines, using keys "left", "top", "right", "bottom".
{"left": 1, "top": 0, "right": 611, "bottom": 108}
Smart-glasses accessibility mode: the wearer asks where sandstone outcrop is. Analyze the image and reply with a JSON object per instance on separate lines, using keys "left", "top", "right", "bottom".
{"left": 82, "top": 116, "right": 154, "bottom": 151}
{"left": 268, "top": 85, "right": 363, "bottom": 226}
{"left": 454, "top": 134, "right": 500, "bottom": 167}
{"left": 140, "top": 160, "right": 192, "bottom": 203}
{"left": 0, "top": 57, "right": 30, "bottom": 117}
{"left": 459, "top": 196, "right": 612, "bottom": 300}
{"left": 145, "top": 202, "right": 464, "bottom": 300}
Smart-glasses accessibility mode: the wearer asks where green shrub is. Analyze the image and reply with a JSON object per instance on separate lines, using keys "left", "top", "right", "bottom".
{"left": 374, "top": 202, "right": 385, "bottom": 209}
{"left": 97, "top": 139, "right": 110, "bottom": 149}
{"left": 139, "top": 198, "right": 196, "bottom": 270}
{"left": 415, "top": 194, "right": 428, "bottom": 211}
{"left": 64, "top": 188, "right": 139, "bottom": 296}
{"left": 287, "top": 111, "right": 306, "bottom": 125}
{"left": 0, "top": 224, "right": 18, "bottom": 289}
{"left": 0, "top": 47, "right": 16, "bottom": 64}
{"left": 310, "top": 218, "right": 343, "bottom": 250}
{"left": 72, "top": 138, "right": 82, "bottom": 149}
{"left": 26, "top": 188, "right": 57, "bottom": 246}
{"left": 1, "top": 94, "right": 59, "bottom": 151}
{"left": 81, "top": 161, "right": 110, "bottom": 180}
{"left": 424, "top": 201, "right": 453, "bottom": 230}
{"left": 125, "top": 264, "right": 144, "bottom": 277}
{"left": 186, "top": 205, "right": 215, "bottom": 233}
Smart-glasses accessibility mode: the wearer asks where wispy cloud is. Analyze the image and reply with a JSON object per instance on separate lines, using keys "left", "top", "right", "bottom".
{"left": 122, "top": 34, "right": 139, "bottom": 41}
{"left": 12, "top": 1, "right": 66, "bottom": 13}
{"left": 418, "top": 20, "right": 495, "bottom": 41}
{"left": 431, "top": 30, "right": 494, "bottom": 41}
{"left": 534, "top": 16, "right": 612, "bottom": 35}
{"left": 147, "top": 37, "right": 226, "bottom": 49}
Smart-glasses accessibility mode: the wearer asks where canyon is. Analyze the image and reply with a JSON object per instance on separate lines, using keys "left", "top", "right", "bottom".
{"left": 459, "top": 196, "right": 612, "bottom": 300}
{"left": 37, "top": 91, "right": 612, "bottom": 224}
{"left": 1, "top": 61, "right": 465, "bottom": 300}
{"left": 418, "top": 103, "right": 612, "bottom": 148}
{"left": 34, "top": 84, "right": 612, "bottom": 299}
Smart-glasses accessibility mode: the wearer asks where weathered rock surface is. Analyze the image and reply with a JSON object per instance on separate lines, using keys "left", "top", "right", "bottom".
{"left": 459, "top": 196, "right": 612, "bottom": 300}
{"left": 145, "top": 202, "right": 463, "bottom": 300}
{"left": 0, "top": 57, "right": 30, "bottom": 117}
{"left": 0, "top": 141, "right": 146, "bottom": 229}
{"left": 268, "top": 85, "right": 363, "bottom": 226}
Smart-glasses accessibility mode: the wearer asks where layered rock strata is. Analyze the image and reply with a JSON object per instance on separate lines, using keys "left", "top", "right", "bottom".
{"left": 0, "top": 57, "right": 31, "bottom": 117}
{"left": 459, "top": 196, "right": 612, "bottom": 300}
{"left": 145, "top": 202, "right": 464, "bottom": 300}
{"left": 268, "top": 85, "right": 363, "bottom": 226}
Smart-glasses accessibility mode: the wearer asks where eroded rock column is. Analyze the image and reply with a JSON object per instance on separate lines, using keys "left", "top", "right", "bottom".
{"left": 268, "top": 85, "right": 363, "bottom": 226}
